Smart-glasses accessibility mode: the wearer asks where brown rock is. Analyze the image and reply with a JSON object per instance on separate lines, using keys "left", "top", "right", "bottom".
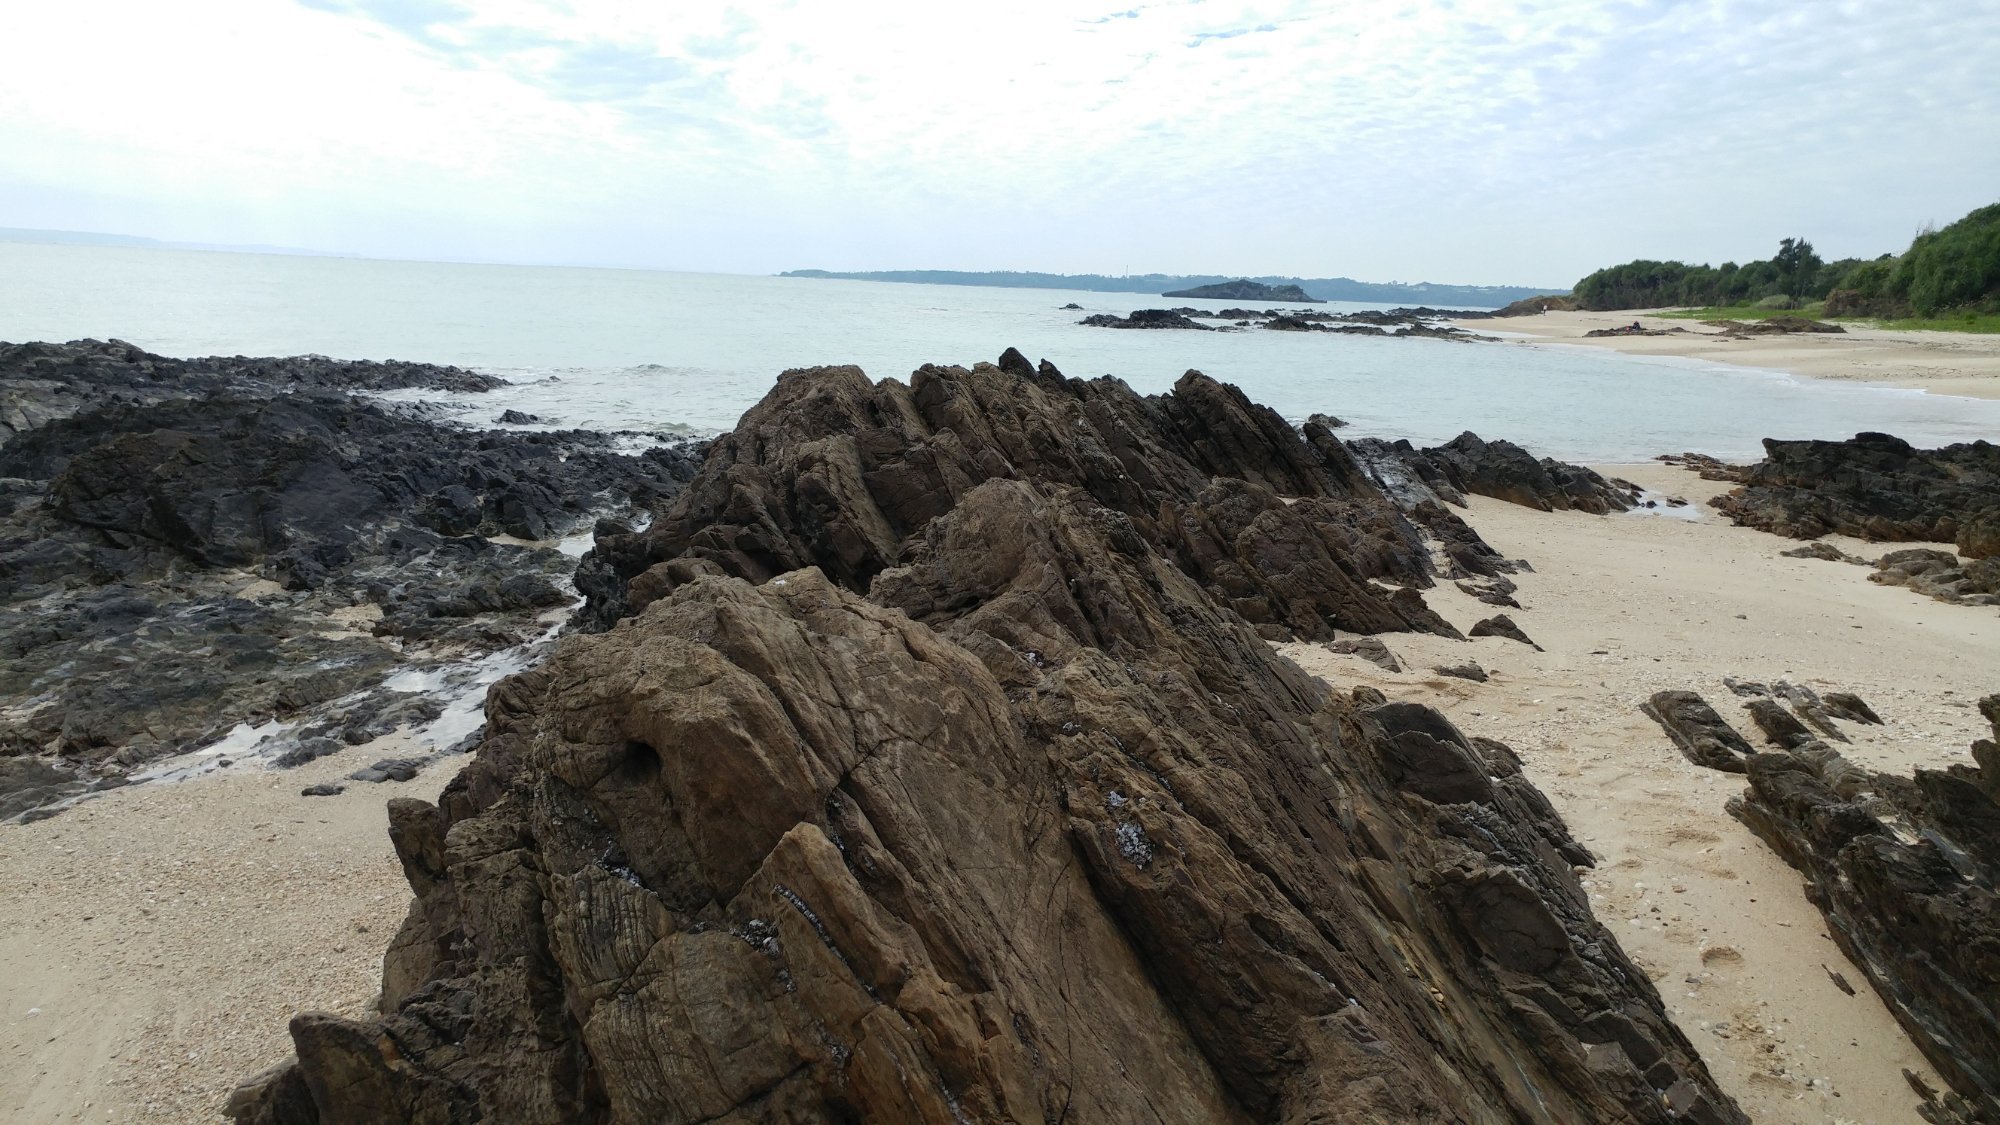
{"left": 231, "top": 360, "right": 1745, "bottom": 1125}
{"left": 1642, "top": 690, "right": 1754, "bottom": 772}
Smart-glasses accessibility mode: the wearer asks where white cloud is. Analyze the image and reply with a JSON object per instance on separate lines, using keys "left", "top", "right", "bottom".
{"left": 1, "top": 0, "right": 1995, "bottom": 284}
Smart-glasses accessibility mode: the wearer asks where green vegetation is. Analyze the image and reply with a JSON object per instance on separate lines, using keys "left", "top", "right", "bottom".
{"left": 1570, "top": 201, "right": 2000, "bottom": 326}
{"left": 1654, "top": 304, "right": 2000, "bottom": 333}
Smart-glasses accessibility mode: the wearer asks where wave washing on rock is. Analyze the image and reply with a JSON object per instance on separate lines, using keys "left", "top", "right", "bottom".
{"left": 229, "top": 351, "right": 1745, "bottom": 1123}
{"left": 0, "top": 339, "right": 704, "bottom": 822}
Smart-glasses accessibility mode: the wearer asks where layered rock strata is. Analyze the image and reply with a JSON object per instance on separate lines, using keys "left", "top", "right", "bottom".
{"left": 231, "top": 356, "right": 1744, "bottom": 1124}
{"left": 1729, "top": 697, "right": 2000, "bottom": 1121}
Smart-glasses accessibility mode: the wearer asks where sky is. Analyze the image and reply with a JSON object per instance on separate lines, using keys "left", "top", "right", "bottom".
{"left": 1, "top": 0, "right": 1996, "bottom": 287}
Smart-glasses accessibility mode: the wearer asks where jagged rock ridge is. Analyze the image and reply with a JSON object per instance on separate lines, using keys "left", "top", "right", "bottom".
{"left": 232, "top": 355, "right": 1743, "bottom": 1123}
{"left": 1729, "top": 696, "right": 2000, "bottom": 1121}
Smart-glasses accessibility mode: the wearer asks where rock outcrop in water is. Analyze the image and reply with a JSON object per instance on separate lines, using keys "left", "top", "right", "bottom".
{"left": 1728, "top": 696, "right": 2000, "bottom": 1121}
{"left": 230, "top": 355, "right": 1745, "bottom": 1124}
{"left": 1711, "top": 433, "right": 2000, "bottom": 558}
{"left": 1161, "top": 279, "right": 1323, "bottom": 302}
{"left": 0, "top": 339, "right": 702, "bottom": 821}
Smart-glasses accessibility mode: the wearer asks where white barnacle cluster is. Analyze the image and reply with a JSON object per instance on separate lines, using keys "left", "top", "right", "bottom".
{"left": 1114, "top": 821, "right": 1154, "bottom": 868}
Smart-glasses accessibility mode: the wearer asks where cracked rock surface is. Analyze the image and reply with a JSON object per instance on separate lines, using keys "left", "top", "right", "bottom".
{"left": 231, "top": 356, "right": 1742, "bottom": 1124}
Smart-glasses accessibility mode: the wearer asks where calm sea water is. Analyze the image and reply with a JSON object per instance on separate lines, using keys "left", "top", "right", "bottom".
{"left": 5, "top": 240, "right": 1998, "bottom": 462}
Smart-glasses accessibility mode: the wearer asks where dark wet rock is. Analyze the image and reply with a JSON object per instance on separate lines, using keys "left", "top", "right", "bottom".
{"left": 1470, "top": 613, "right": 1541, "bottom": 649}
{"left": 232, "top": 359, "right": 1744, "bottom": 1125}
{"left": 0, "top": 339, "right": 703, "bottom": 821}
{"left": 1713, "top": 433, "right": 2000, "bottom": 557}
{"left": 1350, "top": 433, "right": 1638, "bottom": 518}
{"left": 1457, "top": 578, "right": 1522, "bottom": 607}
{"left": 348, "top": 757, "right": 425, "bottom": 784}
{"left": 1435, "top": 662, "right": 1489, "bottom": 682}
{"left": 1327, "top": 636, "right": 1401, "bottom": 671}
{"left": 1419, "top": 432, "right": 1642, "bottom": 514}
{"left": 1265, "top": 314, "right": 1332, "bottom": 332}
{"left": 1658, "top": 451, "right": 1750, "bottom": 483}
{"left": 1823, "top": 691, "right": 1884, "bottom": 726}
{"left": 1781, "top": 540, "right": 1867, "bottom": 564}
{"left": 1059, "top": 302, "right": 1083, "bottom": 310}
{"left": 1078, "top": 309, "right": 1213, "bottom": 330}
{"left": 1582, "top": 325, "right": 1689, "bottom": 338}
{"left": 1774, "top": 680, "right": 1851, "bottom": 743}
{"left": 300, "top": 783, "right": 345, "bottom": 797}
{"left": 1870, "top": 548, "right": 2000, "bottom": 607}
{"left": 1344, "top": 437, "right": 1470, "bottom": 508}
{"left": 1729, "top": 702, "right": 2000, "bottom": 1119}
{"left": 1642, "top": 690, "right": 1753, "bottom": 772}
{"left": 1744, "top": 698, "right": 1817, "bottom": 749}
{"left": 495, "top": 409, "right": 542, "bottom": 424}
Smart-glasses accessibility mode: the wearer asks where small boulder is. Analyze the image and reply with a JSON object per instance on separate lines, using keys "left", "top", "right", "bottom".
{"left": 1469, "top": 614, "right": 1541, "bottom": 650}
{"left": 1434, "top": 663, "right": 1488, "bottom": 682}
{"left": 348, "top": 757, "right": 424, "bottom": 784}
{"left": 1821, "top": 691, "right": 1883, "bottom": 725}
{"left": 1328, "top": 637, "right": 1401, "bottom": 672}
{"left": 1642, "top": 690, "right": 1754, "bottom": 772}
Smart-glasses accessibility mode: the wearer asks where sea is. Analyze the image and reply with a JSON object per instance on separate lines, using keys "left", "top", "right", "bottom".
{"left": 5, "top": 240, "right": 2000, "bottom": 462}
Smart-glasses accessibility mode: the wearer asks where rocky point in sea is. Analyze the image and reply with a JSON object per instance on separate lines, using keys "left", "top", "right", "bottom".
{"left": 0, "top": 339, "right": 703, "bottom": 822}
{"left": 228, "top": 350, "right": 1746, "bottom": 1124}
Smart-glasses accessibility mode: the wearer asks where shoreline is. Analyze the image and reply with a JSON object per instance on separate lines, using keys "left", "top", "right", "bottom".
{"left": 1454, "top": 308, "right": 2000, "bottom": 401}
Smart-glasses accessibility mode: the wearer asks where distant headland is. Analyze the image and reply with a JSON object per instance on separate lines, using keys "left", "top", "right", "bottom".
{"left": 780, "top": 269, "right": 1562, "bottom": 309}
{"left": 1162, "top": 279, "right": 1320, "bottom": 303}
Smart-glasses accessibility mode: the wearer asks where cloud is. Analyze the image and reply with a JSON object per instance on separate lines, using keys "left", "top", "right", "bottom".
{"left": 0, "top": 0, "right": 1995, "bottom": 284}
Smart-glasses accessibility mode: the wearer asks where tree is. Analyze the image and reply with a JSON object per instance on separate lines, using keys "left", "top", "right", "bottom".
{"left": 1773, "top": 237, "right": 1823, "bottom": 303}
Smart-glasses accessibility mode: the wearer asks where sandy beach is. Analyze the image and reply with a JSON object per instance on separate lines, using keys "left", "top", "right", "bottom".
{"left": 1460, "top": 309, "right": 2000, "bottom": 400}
{"left": 3, "top": 461, "right": 1994, "bottom": 1123}
{"left": 0, "top": 737, "right": 453, "bottom": 1124}
{"left": 1287, "top": 460, "right": 1998, "bottom": 1124}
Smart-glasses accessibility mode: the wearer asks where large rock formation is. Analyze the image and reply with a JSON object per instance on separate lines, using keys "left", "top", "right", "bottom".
{"left": 231, "top": 356, "right": 1744, "bottom": 1124}
{"left": 1729, "top": 697, "right": 2000, "bottom": 1121}
{"left": 575, "top": 356, "right": 1463, "bottom": 642}
{"left": 1711, "top": 433, "right": 2000, "bottom": 558}
{"left": 0, "top": 340, "right": 701, "bottom": 820}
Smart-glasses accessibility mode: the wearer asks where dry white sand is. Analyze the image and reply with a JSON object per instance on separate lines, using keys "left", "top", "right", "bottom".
{"left": 1285, "top": 461, "right": 1998, "bottom": 1124}
{"left": 0, "top": 737, "right": 451, "bottom": 1124}
{"left": 1459, "top": 308, "right": 2000, "bottom": 400}
{"left": 4, "top": 463, "right": 1995, "bottom": 1124}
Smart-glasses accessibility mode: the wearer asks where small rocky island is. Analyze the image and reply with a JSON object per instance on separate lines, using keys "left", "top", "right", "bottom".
{"left": 1161, "top": 278, "right": 1322, "bottom": 302}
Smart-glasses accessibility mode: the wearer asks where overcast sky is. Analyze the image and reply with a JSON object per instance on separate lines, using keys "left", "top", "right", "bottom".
{"left": 2, "top": 0, "right": 1995, "bottom": 287}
